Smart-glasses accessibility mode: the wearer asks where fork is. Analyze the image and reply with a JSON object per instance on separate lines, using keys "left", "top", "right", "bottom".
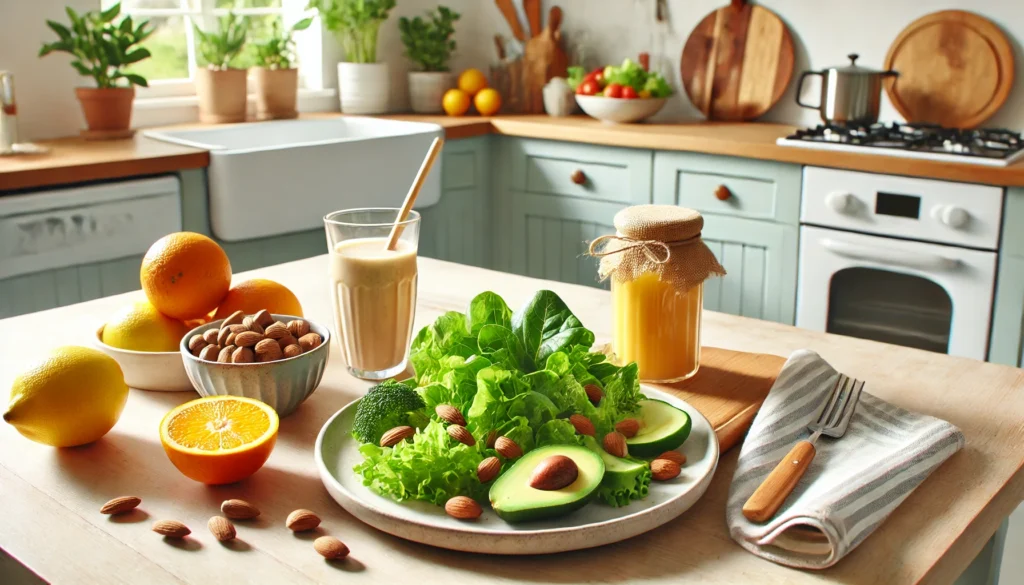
{"left": 742, "top": 373, "right": 866, "bottom": 523}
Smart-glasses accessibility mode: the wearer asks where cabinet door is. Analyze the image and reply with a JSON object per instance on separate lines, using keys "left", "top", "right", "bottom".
{"left": 701, "top": 216, "right": 798, "bottom": 324}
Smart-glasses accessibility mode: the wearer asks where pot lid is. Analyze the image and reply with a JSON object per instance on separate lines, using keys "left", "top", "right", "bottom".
{"left": 826, "top": 53, "right": 896, "bottom": 75}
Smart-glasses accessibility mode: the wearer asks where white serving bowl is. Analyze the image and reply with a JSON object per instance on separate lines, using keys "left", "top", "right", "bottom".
{"left": 179, "top": 314, "right": 330, "bottom": 417}
{"left": 575, "top": 95, "right": 667, "bottom": 124}
{"left": 94, "top": 325, "right": 194, "bottom": 392}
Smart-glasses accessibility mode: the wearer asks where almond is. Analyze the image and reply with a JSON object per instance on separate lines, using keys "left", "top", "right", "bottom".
{"left": 656, "top": 451, "right": 686, "bottom": 466}
{"left": 286, "top": 509, "right": 321, "bottom": 532}
{"left": 435, "top": 404, "right": 466, "bottom": 426}
{"left": 314, "top": 536, "right": 350, "bottom": 559}
{"left": 221, "top": 499, "right": 261, "bottom": 520}
{"left": 217, "top": 345, "right": 236, "bottom": 363}
{"left": 255, "top": 338, "right": 283, "bottom": 362}
{"left": 445, "top": 496, "right": 482, "bottom": 520}
{"left": 253, "top": 309, "right": 274, "bottom": 328}
{"left": 216, "top": 327, "right": 234, "bottom": 346}
{"left": 264, "top": 322, "right": 289, "bottom": 340}
{"left": 603, "top": 431, "right": 627, "bottom": 457}
{"left": 615, "top": 418, "right": 641, "bottom": 438}
{"left": 188, "top": 334, "right": 208, "bottom": 355}
{"left": 243, "top": 316, "right": 265, "bottom": 335}
{"left": 152, "top": 520, "right": 190, "bottom": 538}
{"left": 234, "top": 331, "right": 263, "bottom": 348}
{"left": 380, "top": 425, "right": 415, "bottom": 447}
{"left": 569, "top": 414, "right": 595, "bottom": 436}
{"left": 100, "top": 496, "right": 141, "bottom": 515}
{"left": 221, "top": 310, "right": 246, "bottom": 327}
{"left": 277, "top": 334, "right": 298, "bottom": 350}
{"left": 208, "top": 516, "right": 236, "bottom": 541}
{"left": 495, "top": 436, "right": 522, "bottom": 459}
{"left": 446, "top": 424, "right": 475, "bottom": 446}
{"left": 283, "top": 344, "right": 303, "bottom": 358}
{"left": 227, "top": 324, "right": 249, "bottom": 335}
{"left": 529, "top": 455, "right": 579, "bottom": 490}
{"left": 202, "top": 329, "right": 220, "bottom": 345}
{"left": 585, "top": 384, "right": 603, "bottom": 405}
{"left": 199, "top": 344, "right": 221, "bottom": 361}
{"left": 477, "top": 456, "right": 501, "bottom": 482}
{"left": 298, "top": 332, "right": 322, "bottom": 352}
{"left": 652, "top": 458, "right": 681, "bottom": 481}
{"left": 231, "top": 346, "right": 254, "bottom": 364}
{"left": 485, "top": 429, "right": 497, "bottom": 448}
{"left": 288, "top": 319, "right": 310, "bottom": 338}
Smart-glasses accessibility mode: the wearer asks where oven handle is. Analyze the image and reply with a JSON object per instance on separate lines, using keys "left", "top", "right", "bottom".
{"left": 820, "top": 238, "right": 961, "bottom": 271}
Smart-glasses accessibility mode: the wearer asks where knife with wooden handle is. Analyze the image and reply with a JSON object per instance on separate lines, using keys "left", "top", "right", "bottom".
{"left": 494, "top": 0, "right": 526, "bottom": 42}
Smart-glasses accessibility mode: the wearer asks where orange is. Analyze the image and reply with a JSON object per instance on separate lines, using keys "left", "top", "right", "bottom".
{"left": 160, "top": 396, "right": 279, "bottom": 485}
{"left": 102, "top": 301, "right": 189, "bottom": 352}
{"left": 141, "top": 232, "right": 232, "bottom": 320}
{"left": 457, "top": 68, "right": 488, "bottom": 96}
{"left": 474, "top": 88, "right": 502, "bottom": 116}
{"left": 213, "top": 278, "right": 303, "bottom": 319}
{"left": 442, "top": 89, "right": 471, "bottom": 116}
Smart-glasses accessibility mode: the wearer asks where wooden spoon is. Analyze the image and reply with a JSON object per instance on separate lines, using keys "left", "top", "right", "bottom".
{"left": 386, "top": 137, "right": 444, "bottom": 251}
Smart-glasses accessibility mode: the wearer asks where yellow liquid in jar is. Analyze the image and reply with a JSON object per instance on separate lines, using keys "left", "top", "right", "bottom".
{"left": 612, "top": 272, "right": 702, "bottom": 382}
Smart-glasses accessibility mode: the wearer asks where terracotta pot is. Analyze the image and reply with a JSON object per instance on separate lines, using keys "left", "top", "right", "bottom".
{"left": 337, "top": 62, "right": 390, "bottom": 114}
{"left": 196, "top": 68, "right": 248, "bottom": 124}
{"left": 408, "top": 71, "right": 454, "bottom": 114}
{"left": 75, "top": 87, "right": 134, "bottom": 132}
{"left": 252, "top": 67, "right": 298, "bottom": 120}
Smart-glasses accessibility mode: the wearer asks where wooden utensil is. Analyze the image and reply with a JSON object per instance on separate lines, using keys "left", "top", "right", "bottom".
{"left": 494, "top": 0, "right": 526, "bottom": 43}
{"left": 523, "top": 0, "right": 542, "bottom": 37}
{"left": 884, "top": 10, "right": 1014, "bottom": 128}
{"left": 494, "top": 34, "right": 506, "bottom": 61}
{"left": 386, "top": 137, "right": 444, "bottom": 251}
{"left": 522, "top": 5, "right": 569, "bottom": 114}
{"left": 680, "top": 0, "right": 794, "bottom": 121}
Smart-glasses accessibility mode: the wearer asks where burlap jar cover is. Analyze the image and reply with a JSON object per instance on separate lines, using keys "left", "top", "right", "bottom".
{"left": 588, "top": 205, "right": 725, "bottom": 290}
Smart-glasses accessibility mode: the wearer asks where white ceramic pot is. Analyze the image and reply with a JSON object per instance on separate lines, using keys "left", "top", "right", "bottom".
{"left": 408, "top": 71, "right": 454, "bottom": 114}
{"left": 337, "top": 62, "right": 390, "bottom": 115}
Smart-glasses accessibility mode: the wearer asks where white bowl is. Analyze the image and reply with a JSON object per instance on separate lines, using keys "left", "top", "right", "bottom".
{"left": 94, "top": 326, "right": 194, "bottom": 392}
{"left": 575, "top": 95, "right": 667, "bottom": 124}
{"left": 179, "top": 314, "right": 330, "bottom": 417}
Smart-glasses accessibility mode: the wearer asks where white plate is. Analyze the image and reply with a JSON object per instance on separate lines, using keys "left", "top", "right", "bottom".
{"left": 314, "top": 385, "right": 719, "bottom": 554}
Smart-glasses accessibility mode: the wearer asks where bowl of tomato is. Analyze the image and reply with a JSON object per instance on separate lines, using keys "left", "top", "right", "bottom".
{"left": 569, "top": 58, "right": 672, "bottom": 124}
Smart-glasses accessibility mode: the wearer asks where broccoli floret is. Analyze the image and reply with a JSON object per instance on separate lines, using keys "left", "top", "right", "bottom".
{"left": 352, "top": 380, "right": 428, "bottom": 444}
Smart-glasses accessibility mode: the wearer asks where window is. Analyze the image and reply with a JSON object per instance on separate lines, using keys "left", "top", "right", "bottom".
{"left": 101, "top": 0, "right": 321, "bottom": 99}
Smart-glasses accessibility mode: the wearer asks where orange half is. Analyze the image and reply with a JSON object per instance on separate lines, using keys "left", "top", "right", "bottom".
{"left": 160, "top": 396, "right": 279, "bottom": 485}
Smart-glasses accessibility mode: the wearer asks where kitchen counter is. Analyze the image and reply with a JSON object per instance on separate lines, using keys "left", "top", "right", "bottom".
{"left": 1, "top": 256, "right": 1022, "bottom": 585}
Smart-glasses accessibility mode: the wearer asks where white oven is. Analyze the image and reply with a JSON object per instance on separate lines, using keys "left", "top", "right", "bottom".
{"left": 796, "top": 167, "right": 1002, "bottom": 360}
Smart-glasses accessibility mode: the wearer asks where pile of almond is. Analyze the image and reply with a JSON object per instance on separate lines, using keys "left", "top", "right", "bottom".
{"left": 187, "top": 309, "right": 322, "bottom": 364}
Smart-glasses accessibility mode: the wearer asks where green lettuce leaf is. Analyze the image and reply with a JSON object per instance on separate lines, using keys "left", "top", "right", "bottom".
{"left": 477, "top": 324, "right": 531, "bottom": 371}
{"left": 536, "top": 419, "right": 582, "bottom": 447}
{"left": 468, "top": 291, "right": 512, "bottom": 336}
{"left": 417, "top": 355, "right": 491, "bottom": 414}
{"left": 512, "top": 290, "right": 595, "bottom": 368}
{"left": 410, "top": 311, "right": 475, "bottom": 383}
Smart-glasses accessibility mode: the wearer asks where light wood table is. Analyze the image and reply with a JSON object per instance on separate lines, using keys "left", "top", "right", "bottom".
{"left": 1, "top": 257, "right": 1022, "bottom": 584}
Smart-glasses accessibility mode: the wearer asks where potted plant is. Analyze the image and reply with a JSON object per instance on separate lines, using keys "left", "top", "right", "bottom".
{"left": 39, "top": 2, "right": 153, "bottom": 139}
{"left": 252, "top": 18, "right": 313, "bottom": 120}
{"left": 193, "top": 12, "right": 248, "bottom": 123}
{"left": 308, "top": 0, "right": 396, "bottom": 114}
{"left": 399, "top": 6, "right": 460, "bottom": 114}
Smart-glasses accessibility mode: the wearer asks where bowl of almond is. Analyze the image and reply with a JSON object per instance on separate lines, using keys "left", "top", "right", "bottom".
{"left": 179, "top": 309, "right": 330, "bottom": 416}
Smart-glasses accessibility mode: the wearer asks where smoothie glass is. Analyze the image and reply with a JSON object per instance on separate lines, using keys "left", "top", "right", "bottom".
{"left": 324, "top": 208, "right": 420, "bottom": 380}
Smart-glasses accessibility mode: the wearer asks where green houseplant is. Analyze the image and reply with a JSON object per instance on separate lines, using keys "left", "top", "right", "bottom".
{"left": 39, "top": 2, "right": 153, "bottom": 137}
{"left": 251, "top": 18, "right": 313, "bottom": 120}
{"left": 399, "top": 6, "right": 460, "bottom": 114}
{"left": 307, "top": 0, "right": 397, "bottom": 114}
{"left": 193, "top": 12, "right": 249, "bottom": 123}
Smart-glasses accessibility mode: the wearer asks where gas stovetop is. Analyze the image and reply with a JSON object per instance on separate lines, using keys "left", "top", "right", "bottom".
{"left": 776, "top": 123, "right": 1024, "bottom": 167}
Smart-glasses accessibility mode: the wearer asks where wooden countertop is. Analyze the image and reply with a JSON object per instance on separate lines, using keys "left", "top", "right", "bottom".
{"left": 1, "top": 257, "right": 1022, "bottom": 585}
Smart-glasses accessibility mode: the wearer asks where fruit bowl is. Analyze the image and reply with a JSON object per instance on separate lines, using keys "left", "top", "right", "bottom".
{"left": 575, "top": 95, "right": 667, "bottom": 124}
{"left": 179, "top": 314, "right": 330, "bottom": 417}
{"left": 93, "top": 326, "right": 194, "bottom": 392}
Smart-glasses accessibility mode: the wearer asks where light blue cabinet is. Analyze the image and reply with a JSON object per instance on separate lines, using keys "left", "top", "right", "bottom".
{"left": 989, "top": 186, "right": 1024, "bottom": 366}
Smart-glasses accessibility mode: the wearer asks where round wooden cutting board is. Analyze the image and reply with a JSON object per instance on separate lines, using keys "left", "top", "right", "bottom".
{"left": 884, "top": 10, "right": 1014, "bottom": 128}
{"left": 680, "top": 0, "right": 794, "bottom": 121}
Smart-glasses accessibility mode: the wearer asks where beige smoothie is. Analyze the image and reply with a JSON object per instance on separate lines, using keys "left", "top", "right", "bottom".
{"left": 329, "top": 237, "right": 418, "bottom": 374}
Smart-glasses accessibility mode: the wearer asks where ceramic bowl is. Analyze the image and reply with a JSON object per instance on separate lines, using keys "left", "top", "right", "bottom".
{"left": 93, "top": 325, "right": 194, "bottom": 392}
{"left": 179, "top": 314, "right": 330, "bottom": 417}
{"left": 575, "top": 95, "right": 667, "bottom": 124}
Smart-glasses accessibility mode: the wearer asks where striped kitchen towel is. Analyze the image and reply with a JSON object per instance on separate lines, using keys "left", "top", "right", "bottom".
{"left": 725, "top": 349, "right": 964, "bottom": 569}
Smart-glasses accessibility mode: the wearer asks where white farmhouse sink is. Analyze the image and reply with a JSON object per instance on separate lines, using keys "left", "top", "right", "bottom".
{"left": 145, "top": 117, "right": 443, "bottom": 241}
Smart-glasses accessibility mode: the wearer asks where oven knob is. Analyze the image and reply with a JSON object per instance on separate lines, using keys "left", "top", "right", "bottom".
{"left": 933, "top": 205, "right": 970, "bottom": 229}
{"left": 825, "top": 192, "right": 854, "bottom": 213}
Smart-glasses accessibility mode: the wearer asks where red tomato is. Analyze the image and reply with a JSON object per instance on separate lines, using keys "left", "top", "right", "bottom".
{"left": 604, "top": 83, "right": 624, "bottom": 98}
{"left": 579, "top": 79, "right": 600, "bottom": 96}
{"left": 584, "top": 67, "right": 603, "bottom": 84}
{"left": 621, "top": 86, "right": 638, "bottom": 99}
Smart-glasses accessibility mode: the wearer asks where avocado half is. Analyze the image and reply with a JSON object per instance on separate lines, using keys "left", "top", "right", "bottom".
{"left": 625, "top": 399, "right": 692, "bottom": 458}
{"left": 488, "top": 444, "right": 605, "bottom": 523}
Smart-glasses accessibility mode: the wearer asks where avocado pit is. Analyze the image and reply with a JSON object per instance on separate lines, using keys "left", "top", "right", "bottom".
{"left": 528, "top": 455, "right": 579, "bottom": 490}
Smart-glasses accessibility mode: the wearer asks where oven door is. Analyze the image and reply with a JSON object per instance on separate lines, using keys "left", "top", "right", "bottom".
{"left": 796, "top": 226, "right": 997, "bottom": 360}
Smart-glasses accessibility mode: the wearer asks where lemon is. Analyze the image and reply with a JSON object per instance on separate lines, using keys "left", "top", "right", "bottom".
{"left": 442, "top": 89, "right": 472, "bottom": 116}
{"left": 102, "top": 301, "right": 188, "bottom": 352}
{"left": 474, "top": 88, "right": 502, "bottom": 116}
{"left": 4, "top": 346, "right": 129, "bottom": 447}
{"left": 457, "top": 69, "right": 488, "bottom": 96}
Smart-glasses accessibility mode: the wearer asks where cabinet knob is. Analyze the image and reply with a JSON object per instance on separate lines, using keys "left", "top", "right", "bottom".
{"left": 714, "top": 184, "right": 732, "bottom": 201}
{"left": 570, "top": 169, "right": 586, "bottom": 185}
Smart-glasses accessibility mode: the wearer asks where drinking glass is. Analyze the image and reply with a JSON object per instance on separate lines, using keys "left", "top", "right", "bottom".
{"left": 323, "top": 208, "right": 420, "bottom": 380}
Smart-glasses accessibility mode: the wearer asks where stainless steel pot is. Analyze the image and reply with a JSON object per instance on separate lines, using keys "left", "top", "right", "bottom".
{"left": 796, "top": 54, "right": 897, "bottom": 124}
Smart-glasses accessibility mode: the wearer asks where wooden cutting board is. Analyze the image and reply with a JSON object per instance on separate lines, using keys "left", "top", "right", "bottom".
{"left": 522, "top": 6, "right": 569, "bottom": 114}
{"left": 680, "top": 0, "right": 794, "bottom": 121}
{"left": 884, "top": 10, "right": 1014, "bottom": 128}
